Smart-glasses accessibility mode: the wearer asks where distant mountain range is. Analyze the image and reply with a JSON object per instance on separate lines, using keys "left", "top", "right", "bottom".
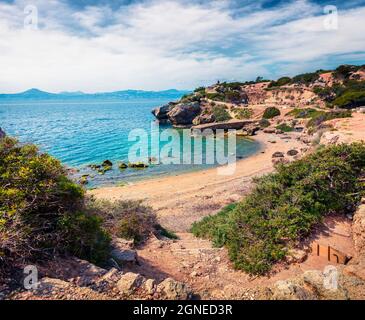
{"left": 0, "top": 88, "right": 190, "bottom": 101}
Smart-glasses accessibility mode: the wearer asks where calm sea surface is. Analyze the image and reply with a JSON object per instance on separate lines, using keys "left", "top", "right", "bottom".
{"left": 0, "top": 98, "right": 260, "bottom": 187}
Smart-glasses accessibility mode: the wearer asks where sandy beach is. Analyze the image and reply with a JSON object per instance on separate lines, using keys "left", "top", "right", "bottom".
{"left": 90, "top": 130, "right": 306, "bottom": 231}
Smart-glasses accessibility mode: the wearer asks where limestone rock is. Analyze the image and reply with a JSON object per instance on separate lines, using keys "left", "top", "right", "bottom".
{"left": 167, "top": 102, "right": 201, "bottom": 126}
{"left": 270, "top": 280, "right": 314, "bottom": 300}
{"left": 286, "top": 248, "right": 308, "bottom": 263}
{"left": 117, "top": 272, "right": 145, "bottom": 294}
{"left": 157, "top": 278, "right": 191, "bottom": 300}
{"left": 192, "top": 113, "right": 215, "bottom": 125}
{"left": 110, "top": 238, "right": 138, "bottom": 265}
{"left": 272, "top": 151, "right": 285, "bottom": 158}
{"left": 152, "top": 103, "right": 175, "bottom": 120}
{"left": 142, "top": 279, "right": 156, "bottom": 295}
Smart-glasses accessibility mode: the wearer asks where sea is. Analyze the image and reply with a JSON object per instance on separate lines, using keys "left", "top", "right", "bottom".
{"left": 0, "top": 96, "right": 260, "bottom": 188}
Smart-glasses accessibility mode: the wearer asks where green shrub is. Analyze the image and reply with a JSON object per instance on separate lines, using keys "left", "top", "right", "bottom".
{"left": 263, "top": 107, "right": 281, "bottom": 119}
{"left": 307, "top": 110, "right": 352, "bottom": 128}
{"left": 259, "top": 118, "right": 271, "bottom": 128}
{"left": 287, "top": 108, "right": 324, "bottom": 119}
{"left": 192, "top": 143, "right": 365, "bottom": 275}
{"left": 291, "top": 72, "right": 320, "bottom": 85}
{"left": 268, "top": 77, "right": 292, "bottom": 88}
{"left": 234, "top": 108, "right": 254, "bottom": 119}
{"left": 85, "top": 199, "right": 164, "bottom": 244}
{"left": 276, "top": 123, "right": 294, "bottom": 132}
{"left": 212, "top": 105, "right": 232, "bottom": 122}
{"left": 0, "top": 137, "right": 110, "bottom": 269}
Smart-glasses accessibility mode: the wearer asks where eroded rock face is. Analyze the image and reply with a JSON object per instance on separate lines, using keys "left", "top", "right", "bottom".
{"left": 0, "top": 128, "right": 5, "bottom": 139}
{"left": 167, "top": 102, "right": 201, "bottom": 126}
{"left": 353, "top": 202, "right": 365, "bottom": 255}
{"left": 192, "top": 113, "right": 215, "bottom": 125}
{"left": 152, "top": 103, "right": 175, "bottom": 120}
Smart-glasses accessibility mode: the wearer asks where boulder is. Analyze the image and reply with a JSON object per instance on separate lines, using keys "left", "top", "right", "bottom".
{"left": 272, "top": 152, "right": 285, "bottom": 158}
{"left": 287, "top": 149, "right": 299, "bottom": 156}
{"left": 286, "top": 248, "right": 308, "bottom": 263}
{"left": 142, "top": 279, "right": 156, "bottom": 295}
{"left": 0, "top": 128, "right": 5, "bottom": 139}
{"left": 192, "top": 113, "right": 215, "bottom": 125}
{"left": 167, "top": 102, "right": 201, "bottom": 126}
{"left": 152, "top": 103, "right": 174, "bottom": 120}
{"left": 270, "top": 280, "right": 314, "bottom": 300}
{"left": 263, "top": 128, "right": 276, "bottom": 134}
{"left": 117, "top": 272, "right": 145, "bottom": 294}
{"left": 157, "top": 278, "right": 191, "bottom": 300}
{"left": 110, "top": 238, "right": 138, "bottom": 265}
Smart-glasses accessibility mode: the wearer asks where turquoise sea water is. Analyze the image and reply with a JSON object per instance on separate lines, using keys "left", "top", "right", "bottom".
{"left": 0, "top": 98, "right": 260, "bottom": 187}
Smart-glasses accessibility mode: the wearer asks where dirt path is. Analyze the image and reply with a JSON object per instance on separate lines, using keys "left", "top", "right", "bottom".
{"left": 90, "top": 128, "right": 357, "bottom": 299}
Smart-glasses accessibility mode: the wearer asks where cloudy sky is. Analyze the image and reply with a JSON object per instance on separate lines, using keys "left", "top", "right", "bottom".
{"left": 0, "top": 0, "right": 365, "bottom": 93}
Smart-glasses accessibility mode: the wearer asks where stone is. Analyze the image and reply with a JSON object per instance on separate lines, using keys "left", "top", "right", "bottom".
{"left": 142, "top": 279, "right": 156, "bottom": 295}
{"left": 270, "top": 280, "right": 314, "bottom": 300}
{"left": 157, "top": 278, "right": 191, "bottom": 300}
{"left": 343, "top": 264, "right": 365, "bottom": 281}
{"left": 102, "top": 160, "right": 113, "bottom": 167}
{"left": 110, "top": 238, "right": 138, "bottom": 265}
{"left": 302, "top": 270, "right": 324, "bottom": 290}
{"left": 287, "top": 149, "right": 299, "bottom": 156}
{"left": 117, "top": 272, "right": 145, "bottom": 294}
{"left": 263, "top": 128, "right": 276, "bottom": 134}
{"left": 272, "top": 151, "right": 285, "bottom": 158}
{"left": 119, "top": 162, "right": 128, "bottom": 169}
{"left": 0, "top": 128, "right": 5, "bottom": 139}
{"left": 192, "top": 113, "right": 215, "bottom": 125}
{"left": 167, "top": 102, "right": 201, "bottom": 125}
{"left": 152, "top": 103, "right": 175, "bottom": 120}
{"left": 286, "top": 248, "right": 308, "bottom": 263}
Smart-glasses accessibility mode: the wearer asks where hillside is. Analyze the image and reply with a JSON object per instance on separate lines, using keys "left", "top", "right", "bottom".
{"left": 152, "top": 64, "right": 365, "bottom": 129}
{"left": 2, "top": 64, "right": 365, "bottom": 301}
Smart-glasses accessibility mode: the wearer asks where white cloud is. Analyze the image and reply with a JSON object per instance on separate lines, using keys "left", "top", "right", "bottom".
{"left": 0, "top": 0, "right": 364, "bottom": 92}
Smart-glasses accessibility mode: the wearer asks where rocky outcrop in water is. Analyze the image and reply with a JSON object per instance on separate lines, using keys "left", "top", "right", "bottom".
{"left": 167, "top": 102, "right": 201, "bottom": 126}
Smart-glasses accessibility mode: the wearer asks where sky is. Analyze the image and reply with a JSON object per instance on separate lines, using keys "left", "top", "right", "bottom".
{"left": 0, "top": 0, "right": 365, "bottom": 93}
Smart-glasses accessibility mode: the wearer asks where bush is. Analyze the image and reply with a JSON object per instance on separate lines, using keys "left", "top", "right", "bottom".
{"left": 268, "top": 77, "right": 292, "bottom": 88}
{"left": 212, "top": 105, "right": 232, "bottom": 122}
{"left": 259, "top": 118, "right": 271, "bottom": 128}
{"left": 0, "top": 137, "right": 110, "bottom": 270}
{"left": 192, "top": 143, "right": 365, "bottom": 275}
{"left": 234, "top": 108, "right": 254, "bottom": 119}
{"left": 85, "top": 199, "right": 172, "bottom": 244}
{"left": 276, "top": 123, "right": 294, "bottom": 132}
{"left": 263, "top": 107, "right": 281, "bottom": 119}
{"left": 307, "top": 110, "right": 352, "bottom": 128}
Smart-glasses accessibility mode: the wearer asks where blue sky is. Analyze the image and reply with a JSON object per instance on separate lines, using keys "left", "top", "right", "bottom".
{"left": 0, "top": 0, "right": 365, "bottom": 92}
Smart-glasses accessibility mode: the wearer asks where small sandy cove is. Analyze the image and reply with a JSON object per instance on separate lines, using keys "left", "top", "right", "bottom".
{"left": 89, "top": 118, "right": 364, "bottom": 299}
{"left": 90, "top": 131, "right": 304, "bottom": 232}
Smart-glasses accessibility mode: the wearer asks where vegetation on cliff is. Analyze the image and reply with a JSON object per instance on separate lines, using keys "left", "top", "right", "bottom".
{"left": 0, "top": 137, "right": 110, "bottom": 270}
{"left": 0, "top": 137, "right": 163, "bottom": 278}
{"left": 192, "top": 143, "right": 365, "bottom": 275}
